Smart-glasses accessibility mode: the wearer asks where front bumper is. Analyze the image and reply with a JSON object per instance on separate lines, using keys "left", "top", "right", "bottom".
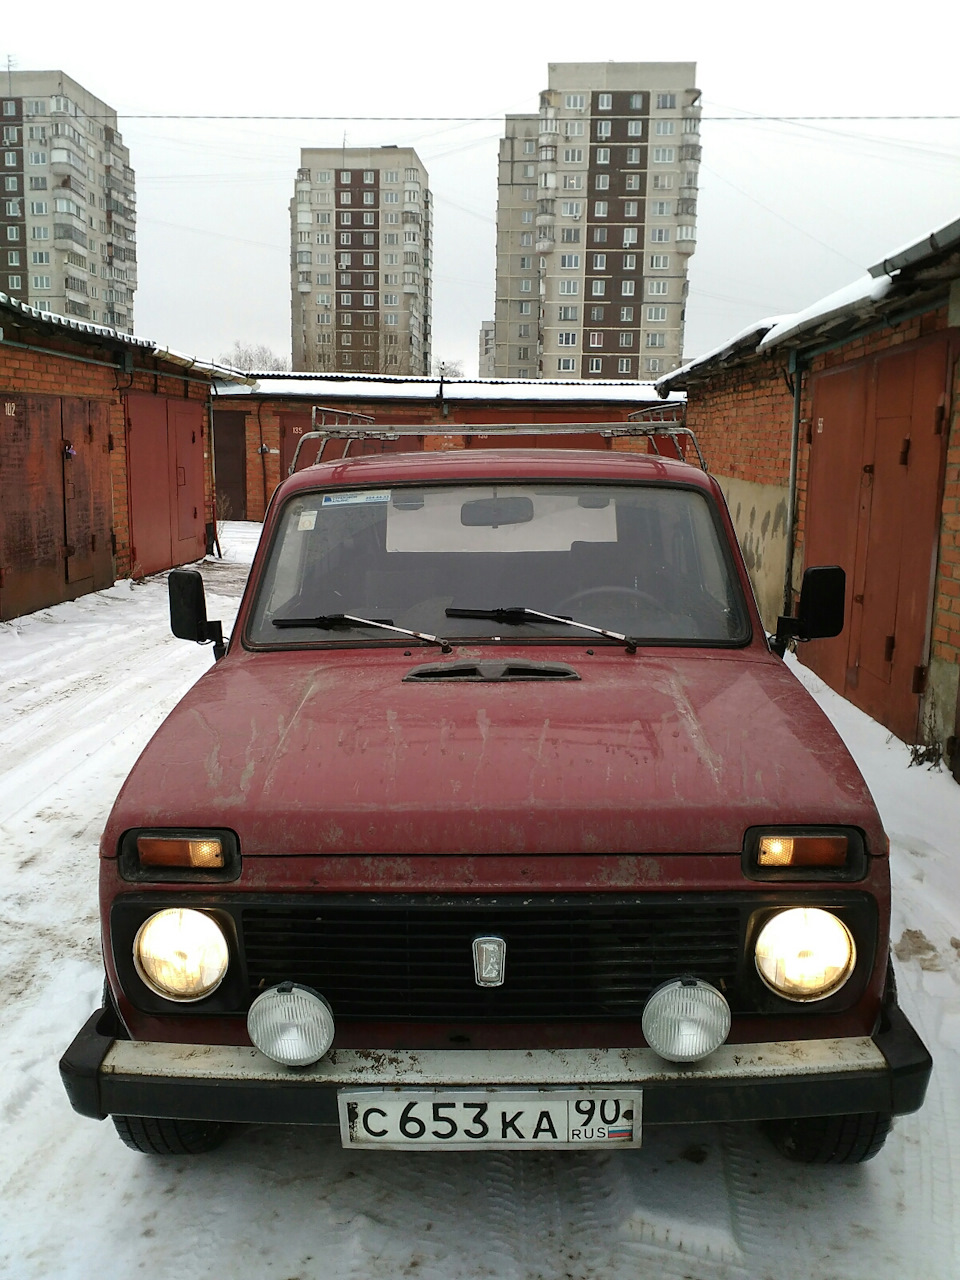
{"left": 60, "top": 1002, "right": 931, "bottom": 1128}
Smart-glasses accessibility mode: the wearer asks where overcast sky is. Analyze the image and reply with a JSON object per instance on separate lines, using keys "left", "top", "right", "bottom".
{"left": 4, "top": 0, "right": 959, "bottom": 375}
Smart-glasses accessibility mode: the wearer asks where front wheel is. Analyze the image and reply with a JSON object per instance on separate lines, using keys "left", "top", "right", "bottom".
{"left": 112, "top": 1114, "right": 232, "bottom": 1155}
{"left": 762, "top": 1111, "right": 892, "bottom": 1164}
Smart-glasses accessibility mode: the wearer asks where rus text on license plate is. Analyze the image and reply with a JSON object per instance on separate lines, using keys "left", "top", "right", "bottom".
{"left": 338, "top": 1089, "right": 642, "bottom": 1150}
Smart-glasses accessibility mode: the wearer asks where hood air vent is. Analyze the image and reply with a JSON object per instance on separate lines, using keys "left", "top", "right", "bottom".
{"left": 404, "top": 660, "right": 580, "bottom": 683}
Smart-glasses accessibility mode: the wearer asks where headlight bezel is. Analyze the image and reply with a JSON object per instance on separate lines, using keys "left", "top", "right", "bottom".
{"left": 742, "top": 826, "right": 868, "bottom": 882}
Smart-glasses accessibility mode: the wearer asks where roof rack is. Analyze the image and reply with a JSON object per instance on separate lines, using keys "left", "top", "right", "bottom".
{"left": 289, "top": 414, "right": 706, "bottom": 475}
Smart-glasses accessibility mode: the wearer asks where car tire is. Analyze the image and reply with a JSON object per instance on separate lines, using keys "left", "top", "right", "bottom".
{"left": 761, "top": 1111, "right": 892, "bottom": 1164}
{"left": 112, "top": 1115, "right": 231, "bottom": 1155}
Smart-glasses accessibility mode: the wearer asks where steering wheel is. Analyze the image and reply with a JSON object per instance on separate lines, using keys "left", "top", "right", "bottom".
{"left": 559, "top": 585, "right": 672, "bottom": 618}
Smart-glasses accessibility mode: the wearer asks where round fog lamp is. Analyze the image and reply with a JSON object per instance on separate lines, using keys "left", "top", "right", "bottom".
{"left": 755, "top": 907, "right": 855, "bottom": 1001}
{"left": 247, "top": 983, "right": 335, "bottom": 1067}
{"left": 641, "top": 978, "right": 731, "bottom": 1063}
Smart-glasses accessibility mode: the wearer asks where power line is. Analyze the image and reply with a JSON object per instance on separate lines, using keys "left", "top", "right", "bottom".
{"left": 117, "top": 113, "right": 960, "bottom": 122}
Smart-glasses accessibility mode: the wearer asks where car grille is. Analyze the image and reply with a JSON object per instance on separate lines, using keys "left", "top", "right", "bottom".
{"left": 240, "top": 897, "right": 744, "bottom": 1021}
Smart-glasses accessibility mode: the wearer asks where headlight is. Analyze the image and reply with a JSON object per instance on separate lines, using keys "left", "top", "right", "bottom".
{"left": 134, "top": 908, "right": 230, "bottom": 1001}
{"left": 754, "top": 908, "right": 856, "bottom": 1001}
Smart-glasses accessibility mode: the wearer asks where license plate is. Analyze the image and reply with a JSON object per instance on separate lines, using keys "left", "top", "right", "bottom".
{"left": 338, "top": 1089, "right": 642, "bottom": 1150}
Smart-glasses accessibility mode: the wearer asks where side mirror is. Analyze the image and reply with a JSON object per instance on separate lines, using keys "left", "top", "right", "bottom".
{"left": 771, "top": 566, "right": 845, "bottom": 657}
{"left": 169, "top": 568, "right": 225, "bottom": 659}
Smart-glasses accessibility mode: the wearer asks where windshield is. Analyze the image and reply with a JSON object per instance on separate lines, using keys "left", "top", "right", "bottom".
{"left": 246, "top": 482, "right": 750, "bottom": 648}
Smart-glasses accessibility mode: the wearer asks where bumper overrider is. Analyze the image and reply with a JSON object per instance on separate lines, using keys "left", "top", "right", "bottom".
{"left": 60, "top": 1000, "right": 931, "bottom": 1129}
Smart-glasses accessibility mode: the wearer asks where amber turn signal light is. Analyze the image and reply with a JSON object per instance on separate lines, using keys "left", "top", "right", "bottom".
{"left": 757, "top": 835, "right": 848, "bottom": 868}
{"left": 136, "top": 837, "right": 225, "bottom": 869}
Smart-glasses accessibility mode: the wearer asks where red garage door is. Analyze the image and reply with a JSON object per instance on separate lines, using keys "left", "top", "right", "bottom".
{"left": 125, "top": 394, "right": 206, "bottom": 577}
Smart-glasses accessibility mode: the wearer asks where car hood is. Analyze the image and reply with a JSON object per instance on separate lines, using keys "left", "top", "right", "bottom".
{"left": 104, "top": 646, "right": 879, "bottom": 857}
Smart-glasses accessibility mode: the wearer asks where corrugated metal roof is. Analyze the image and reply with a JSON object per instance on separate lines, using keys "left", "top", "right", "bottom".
{"left": 0, "top": 293, "right": 253, "bottom": 383}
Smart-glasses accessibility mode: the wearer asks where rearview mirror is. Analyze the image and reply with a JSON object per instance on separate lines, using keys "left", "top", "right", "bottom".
{"left": 771, "top": 566, "right": 845, "bottom": 657}
{"left": 461, "top": 496, "right": 535, "bottom": 527}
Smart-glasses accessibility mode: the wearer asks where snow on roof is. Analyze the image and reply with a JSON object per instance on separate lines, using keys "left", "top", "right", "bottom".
{"left": 654, "top": 316, "right": 787, "bottom": 393}
{"left": 756, "top": 273, "right": 892, "bottom": 351}
{"left": 0, "top": 293, "right": 252, "bottom": 383}
{"left": 214, "top": 374, "right": 677, "bottom": 403}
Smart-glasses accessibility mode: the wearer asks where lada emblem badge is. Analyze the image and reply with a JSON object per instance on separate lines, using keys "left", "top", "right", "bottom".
{"left": 473, "top": 935, "right": 506, "bottom": 987}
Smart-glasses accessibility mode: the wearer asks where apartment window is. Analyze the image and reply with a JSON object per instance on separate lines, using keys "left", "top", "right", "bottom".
{"left": 683, "top": 118, "right": 700, "bottom": 134}
{"left": 341, "top": 313, "right": 352, "bottom": 325}
{"left": 557, "top": 332, "right": 578, "bottom": 346}
{"left": 6, "top": 249, "right": 19, "bottom": 264}
{"left": 521, "top": 210, "right": 534, "bottom": 223}
{"left": 621, "top": 281, "right": 635, "bottom": 296}
{"left": 595, "top": 120, "right": 611, "bottom": 139}
{"left": 562, "top": 148, "right": 583, "bottom": 163}
{"left": 622, "top": 228, "right": 638, "bottom": 247}
{"left": 3, "top": 176, "right": 16, "bottom": 191}
{"left": 341, "top": 292, "right": 352, "bottom": 306}
{"left": 339, "top": 213, "right": 351, "bottom": 226}
{"left": 655, "top": 121, "right": 676, "bottom": 136}
{"left": 361, "top": 213, "right": 374, "bottom": 226}
{"left": 594, "top": 201, "right": 608, "bottom": 217}
{"left": 363, "top": 272, "right": 375, "bottom": 285}
{"left": 523, "top": 139, "right": 536, "bottom": 154}
{"left": 652, "top": 200, "right": 672, "bottom": 216}
{"left": 590, "top": 306, "right": 604, "bottom": 321}
{"left": 519, "top": 279, "right": 532, "bottom": 292}
{"left": 646, "top": 332, "right": 666, "bottom": 347}
{"left": 317, "top": 313, "right": 332, "bottom": 325}
{"left": 522, "top": 164, "right": 536, "bottom": 178}
{"left": 382, "top": 293, "right": 397, "bottom": 306}
{"left": 649, "top": 280, "right": 669, "bottom": 295}
{"left": 560, "top": 201, "right": 582, "bottom": 217}
{"left": 26, "top": 100, "right": 47, "bottom": 115}
{"left": 2, "top": 101, "right": 15, "bottom": 116}
{"left": 317, "top": 293, "right": 332, "bottom": 306}
{"left": 384, "top": 233, "right": 399, "bottom": 245}
{"left": 360, "top": 170, "right": 374, "bottom": 184}
{"left": 519, "top": 301, "right": 532, "bottom": 314}
{"left": 383, "top": 170, "right": 399, "bottom": 183}
{"left": 317, "top": 272, "right": 331, "bottom": 285}
{"left": 630, "top": 94, "right": 644, "bottom": 110}
{"left": 656, "top": 93, "right": 677, "bottom": 109}
{"left": 564, "top": 94, "right": 585, "bottom": 109}
{"left": 520, "top": 232, "right": 533, "bottom": 246}
{"left": 361, "top": 191, "right": 375, "bottom": 206}
{"left": 340, "top": 333, "right": 352, "bottom": 346}
{"left": 647, "top": 306, "right": 668, "bottom": 321}
{"left": 622, "top": 175, "right": 640, "bottom": 193}
{"left": 591, "top": 280, "right": 605, "bottom": 297}
{"left": 316, "top": 171, "right": 331, "bottom": 183}
{"left": 627, "top": 121, "right": 643, "bottom": 138}
{"left": 620, "top": 306, "right": 633, "bottom": 322}
{"left": 646, "top": 358, "right": 663, "bottom": 372}
{"left": 560, "top": 253, "right": 580, "bottom": 268}
{"left": 558, "top": 357, "right": 576, "bottom": 371}
{"left": 595, "top": 174, "right": 609, "bottom": 191}
{"left": 2, "top": 126, "right": 18, "bottom": 143}
{"left": 363, "top": 253, "right": 375, "bottom": 265}
{"left": 558, "top": 306, "right": 578, "bottom": 320}
{"left": 597, "top": 93, "right": 613, "bottom": 111}
{"left": 623, "top": 254, "right": 637, "bottom": 269}
{"left": 34, "top": 300, "right": 49, "bottom": 310}
{"left": 558, "top": 280, "right": 579, "bottom": 295}
{"left": 593, "top": 227, "right": 608, "bottom": 244}
{"left": 339, "top": 233, "right": 351, "bottom": 246}
{"left": 4, "top": 153, "right": 17, "bottom": 166}
{"left": 624, "top": 201, "right": 639, "bottom": 218}
{"left": 651, "top": 227, "right": 670, "bottom": 242}
{"left": 589, "top": 331, "right": 602, "bottom": 348}
{"left": 677, "top": 225, "right": 697, "bottom": 241}
{"left": 518, "top": 323, "right": 531, "bottom": 337}
{"left": 517, "top": 346, "right": 530, "bottom": 360}
{"left": 31, "top": 226, "right": 49, "bottom": 240}
{"left": 363, "top": 293, "right": 375, "bottom": 306}
{"left": 652, "top": 175, "right": 675, "bottom": 192}
{"left": 385, "top": 313, "right": 399, "bottom": 325}
{"left": 386, "top": 211, "right": 400, "bottom": 223}
{"left": 317, "top": 213, "right": 331, "bottom": 225}
{"left": 596, "top": 147, "right": 610, "bottom": 165}
{"left": 339, "top": 191, "right": 352, "bottom": 205}
{"left": 592, "top": 253, "right": 606, "bottom": 270}
{"left": 588, "top": 357, "right": 602, "bottom": 373}
{"left": 652, "top": 147, "right": 676, "bottom": 163}
{"left": 562, "top": 174, "right": 582, "bottom": 189}
{"left": 339, "top": 171, "right": 351, "bottom": 183}
{"left": 618, "top": 358, "right": 632, "bottom": 373}
{"left": 560, "top": 227, "right": 580, "bottom": 243}
{"left": 28, "top": 152, "right": 46, "bottom": 165}
{"left": 619, "top": 333, "right": 634, "bottom": 348}
{"left": 7, "top": 274, "right": 21, "bottom": 288}
{"left": 519, "top": 256, "right": 532, "bottom": 269}
{"left": 650, "top": 254, "right": 670, "bottom": 269}
{"left": 32, "top": 274, "right": 51, "bottom": 288}
{"left": 4, "top": 199, "right": 19, "bottom": 215}
{"left": 383, "top": 191, "right": 399, "bottom": 204}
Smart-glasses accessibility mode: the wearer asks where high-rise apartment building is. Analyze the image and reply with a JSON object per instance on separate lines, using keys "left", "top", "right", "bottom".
{"left": 1, "top": 71, "right": 136, "bottom": 331}
{"left": 291, "top": 147, "right": 431, "bottom": 374}
{"left": 493, "top": 63, "right": 700, "bottom": 380}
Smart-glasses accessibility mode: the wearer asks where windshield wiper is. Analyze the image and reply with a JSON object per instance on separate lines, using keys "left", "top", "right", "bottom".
{"left": 274, "top": 613, "right": 452, "bottom": 652}
{"left": 445, "top": 607, "right": 638, "bottom": 654}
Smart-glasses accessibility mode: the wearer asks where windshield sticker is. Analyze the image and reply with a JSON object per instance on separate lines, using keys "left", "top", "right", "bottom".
{"left": 322, "top": 490, "right": 391, "bottom": 507}
{"left": 297, "top": 510, "right": 318, "bottom": 531}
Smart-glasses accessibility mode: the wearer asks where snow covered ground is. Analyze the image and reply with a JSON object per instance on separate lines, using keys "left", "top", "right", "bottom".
{"left": 1, "top": 521, "right": 958, "bottom": 1280}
